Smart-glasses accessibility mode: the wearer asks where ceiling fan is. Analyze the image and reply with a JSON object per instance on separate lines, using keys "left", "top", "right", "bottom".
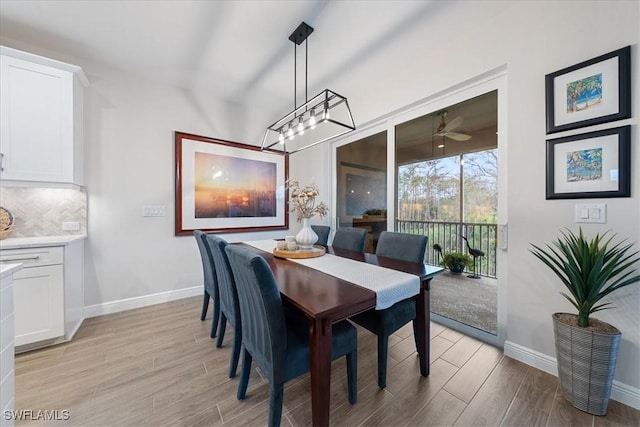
{"left": 434, "top": 110, "right": 471, "bottom": 141}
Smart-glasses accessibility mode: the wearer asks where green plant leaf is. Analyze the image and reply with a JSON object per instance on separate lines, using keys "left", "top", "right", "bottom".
{"left": 529, "top": 227, "right": 640, "bottom": 326}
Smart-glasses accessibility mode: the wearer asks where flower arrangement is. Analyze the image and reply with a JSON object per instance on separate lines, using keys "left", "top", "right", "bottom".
{"left": 286, "top": 179, "right": 329, "bottom": 222}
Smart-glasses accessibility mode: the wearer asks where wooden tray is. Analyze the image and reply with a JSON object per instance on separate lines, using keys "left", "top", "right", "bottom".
{"left": 273, "top": 245, "right": 326, "bottom": 259}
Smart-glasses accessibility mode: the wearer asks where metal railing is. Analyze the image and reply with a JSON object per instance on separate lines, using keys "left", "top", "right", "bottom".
{"left": 396, "top": 219, "right": 497, "bottom": 278}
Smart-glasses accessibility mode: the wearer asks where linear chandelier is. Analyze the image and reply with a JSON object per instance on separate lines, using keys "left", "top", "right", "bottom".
{"left": 261, "top": 22, "right": 355, "bottom": 155}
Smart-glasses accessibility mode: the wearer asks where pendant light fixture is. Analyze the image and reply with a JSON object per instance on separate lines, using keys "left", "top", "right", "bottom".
{"left": 261, "top": 22, "right": 356, "bottom": 155}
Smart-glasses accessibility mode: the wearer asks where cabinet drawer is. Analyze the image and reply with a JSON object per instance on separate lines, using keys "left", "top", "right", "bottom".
{"left": 0, "top": 247, "right": 63, "bottom": 267}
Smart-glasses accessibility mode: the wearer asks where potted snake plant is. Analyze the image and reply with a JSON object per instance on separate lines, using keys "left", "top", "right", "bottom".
{"left": 530, "top": 228, "right": 639, "bottom": 415}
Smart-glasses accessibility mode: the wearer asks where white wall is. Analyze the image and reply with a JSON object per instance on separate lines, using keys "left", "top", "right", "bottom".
{"left": 0, "top": 38, "right": 292, "bottom": 308}
{"left": 1, "top": 0, "right": 638, "bottom": 403}
{"left": 80, "top": 64, "right": 285, "bottom": 307}
{"left": 292, "top": 0, "right": 640, "bottom": 398}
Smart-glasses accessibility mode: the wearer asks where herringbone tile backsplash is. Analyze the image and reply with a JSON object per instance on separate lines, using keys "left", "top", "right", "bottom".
{"left": 0, "top": 187, "right": 87, "bottom": 237}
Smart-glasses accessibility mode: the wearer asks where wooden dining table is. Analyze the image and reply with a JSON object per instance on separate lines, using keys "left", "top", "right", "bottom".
{"left": 237, "top": 243, "right": 444, "bottom": 427}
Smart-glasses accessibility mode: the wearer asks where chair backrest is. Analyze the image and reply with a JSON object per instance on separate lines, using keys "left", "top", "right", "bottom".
{"left": 376, "top": 231, "right": 428, "bottom": 263}
{"left": 310, "top": 225, "right": 330, "bottom": 246}
{"left": 205, "top": 234, "right": 241, "bottom": 328}
{"left": 225, "top": 245, "right": 286, "bottom": 384}
{"left": 194, "top": 230, "right": 217, "bottom": 296}
{"left": 332, "top": 227, "right": 367, "bottom": 252}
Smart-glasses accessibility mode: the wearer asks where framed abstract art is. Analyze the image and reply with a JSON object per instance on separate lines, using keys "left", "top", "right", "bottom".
{"left": 546, "top": 126, "right": 630, "bottom": 199}
{"left": 545, "top": 46, "right": 631, "bottom": 134}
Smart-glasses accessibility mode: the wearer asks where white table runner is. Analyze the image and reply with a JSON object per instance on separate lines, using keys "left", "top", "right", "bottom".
{"left": 244, "top": 239, "right": 420, "bottom": 310}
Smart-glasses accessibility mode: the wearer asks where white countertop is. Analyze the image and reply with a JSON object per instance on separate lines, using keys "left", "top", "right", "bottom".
{"left": 0, "top": 235, "right": 86, "bottom": 250}
{"left": 1, "top": 262, "right": 23, "bottom": 279}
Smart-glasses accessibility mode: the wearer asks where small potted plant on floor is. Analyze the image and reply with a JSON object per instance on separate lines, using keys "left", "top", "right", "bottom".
{"left": 530, "top": 228, "right": 639, "bottom": 415}
{"left": 440, "top": 252, "right": 472, "bottom": 275}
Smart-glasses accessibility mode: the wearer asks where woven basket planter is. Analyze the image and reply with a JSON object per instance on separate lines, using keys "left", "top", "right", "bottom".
{"left": 553, "top": 313, "right": 621, "bottom": 415}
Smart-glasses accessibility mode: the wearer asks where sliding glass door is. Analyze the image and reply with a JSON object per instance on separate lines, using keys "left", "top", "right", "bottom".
{"left": 335, "top": 131, "right": 387, "bottom": 253}
{"left": 395, "top": 91, "right": 498, "bottom": 336}
{"left": 332, "top": 72, "right": 507, "bottom": 348}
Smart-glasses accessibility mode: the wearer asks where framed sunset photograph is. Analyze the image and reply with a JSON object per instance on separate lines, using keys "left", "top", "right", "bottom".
{"left": 546, "top": 126, "right": 630, "bottom": 199}
{"left": 175, "top": 132, "right": 288, "bottom": 235}
{"left": 545, "top": 46, "right": 631, "bottom": 134}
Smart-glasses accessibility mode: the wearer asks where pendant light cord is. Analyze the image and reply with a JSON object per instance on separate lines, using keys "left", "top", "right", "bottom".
{"left": 305, "top": 35, "right": 308, "bottom": 105}
{"left": 293, "top": 28, "right": 310, "bottom": 111}
{"left": 293, "top": 42, "right": 297, "bottom": 110}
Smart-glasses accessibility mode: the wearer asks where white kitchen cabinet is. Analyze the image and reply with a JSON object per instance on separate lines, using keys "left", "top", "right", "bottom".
{"left": 1, "top": 263, "right": 23, "bottom": 427}
{"left": 0, "top": 46, "right": 88, "bottom": 185}
{"left": 13, "top": 263, "right": 64, "bottom": 346}
{"left": 0, "top": 239, "right": 84, "bottom": 350}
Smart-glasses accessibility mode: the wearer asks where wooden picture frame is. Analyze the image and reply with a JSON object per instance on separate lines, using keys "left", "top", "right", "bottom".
{"left": 175, "top": 131, "right": 289, "bottom": 235}
{"left": 545, "top": 46, "right": 631, "bottom": 134}
{"left": 546, "top": 126, "right": 630, "bottom": 199}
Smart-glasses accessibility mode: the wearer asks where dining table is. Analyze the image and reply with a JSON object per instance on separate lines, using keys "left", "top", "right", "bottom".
{"left": 237, "top": 240, "right": 444, "bottom": 427}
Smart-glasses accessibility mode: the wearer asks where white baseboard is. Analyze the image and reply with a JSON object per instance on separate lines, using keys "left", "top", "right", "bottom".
{"left": 83, "top": 286, "right": 202, "bottom": 318}
{"left": 504, "top": 340, "right": 558, "bottom": 376}
{"left": 504, "top": 340, "right": 640, "bottom": 410}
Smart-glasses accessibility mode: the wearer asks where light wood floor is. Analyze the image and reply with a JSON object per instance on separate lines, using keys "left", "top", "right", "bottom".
{"left": 15, "top": 296, "right": 639, "bottom": 426}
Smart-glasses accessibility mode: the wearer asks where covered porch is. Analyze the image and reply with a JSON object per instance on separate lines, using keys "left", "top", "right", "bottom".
{"left": 430, "top": 271, "right": 497, "bottom": 335}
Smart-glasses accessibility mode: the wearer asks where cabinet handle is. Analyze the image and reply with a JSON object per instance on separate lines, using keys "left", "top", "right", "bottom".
{"left": 0, "top": 153, "right": 4, "bottom": 171}
{"left": 1, "top": 255, "right": 40, "bottom": 262}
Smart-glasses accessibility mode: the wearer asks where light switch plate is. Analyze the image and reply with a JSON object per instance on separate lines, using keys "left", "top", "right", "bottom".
{"left": 143, "top": 206, "right": 166, "bottom": 217}
{"left": 575, "top": 203, "right": 606, "bottom": 223}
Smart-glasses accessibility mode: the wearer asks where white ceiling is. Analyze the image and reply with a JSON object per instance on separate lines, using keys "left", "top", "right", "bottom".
{"left": 1, "top": 2, "right": 440, "bottom": 106}
{"left": 0, "top": 1, "right": 496, "bottom": 142}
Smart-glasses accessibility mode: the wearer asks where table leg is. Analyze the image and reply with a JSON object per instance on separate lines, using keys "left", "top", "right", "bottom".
{"left": 309, "top": 317, "right": 332, "bottom": 427}
{"left": 415, "top": 280, "right": 431, "bottom": 376}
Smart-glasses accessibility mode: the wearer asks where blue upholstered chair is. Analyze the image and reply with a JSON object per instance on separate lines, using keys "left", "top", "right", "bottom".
{"left": 194, "top": 230, "right": 220, "bottom": 338}
{"left": 350, "top": 231, "right": 428, "bottom": 389}
{"left": 331, "top": 227, "right": 367, "bottom": 252}
{"left": 310, "top": 225, "right": 330, "bottom": 246}
{"left": 205, "top": 234, "right": 242, "bottom": 378}
{"left": 225, "top": 245, "right": 358, "bottom": 427}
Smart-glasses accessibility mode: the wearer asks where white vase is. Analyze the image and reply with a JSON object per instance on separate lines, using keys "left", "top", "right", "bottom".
{"left": 295, "top": 218, "right": 318, "bottom": 250}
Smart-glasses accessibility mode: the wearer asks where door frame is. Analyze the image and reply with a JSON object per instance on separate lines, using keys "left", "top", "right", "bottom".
{"left": 331, "top": 66, "right": 508, "bottom": 347}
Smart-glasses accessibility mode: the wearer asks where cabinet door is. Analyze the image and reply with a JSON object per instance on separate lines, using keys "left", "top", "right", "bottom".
{"left": 13, "top": 265, "right": 64, "bottom": 346}
{"left": 0, "top": 55, "right": 74, "bottom": 183}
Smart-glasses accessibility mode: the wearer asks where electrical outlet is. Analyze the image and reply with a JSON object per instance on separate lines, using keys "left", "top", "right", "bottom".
{"left": 142, "top": 206, "right": 166, "bottom": 217}
{"left": 62, "top": 221, "right": 80, "bottom": 231}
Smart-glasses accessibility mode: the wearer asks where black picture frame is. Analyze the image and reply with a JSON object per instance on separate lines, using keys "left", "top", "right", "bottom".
{"left": 545, "top": 46, "right": 631, "bottom": 134}
{"left": 546, "top": 126, "right": 630, "bottom": 200}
